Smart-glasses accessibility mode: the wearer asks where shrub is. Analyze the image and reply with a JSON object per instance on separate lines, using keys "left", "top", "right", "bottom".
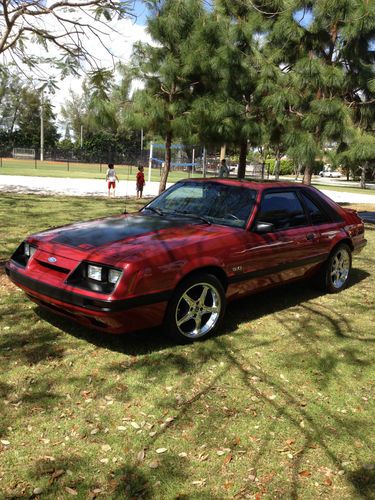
{"left": 265, "top": 158, "right": 296, "bottom": 175}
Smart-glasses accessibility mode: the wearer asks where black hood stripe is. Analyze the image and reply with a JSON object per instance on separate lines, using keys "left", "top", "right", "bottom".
{"left": 52, "top": 213, "right": 199, "bottom": 248}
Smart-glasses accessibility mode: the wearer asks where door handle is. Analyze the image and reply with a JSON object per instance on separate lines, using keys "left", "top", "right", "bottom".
{"left": 306, "top": 233, "right": 316, "bottom": 241}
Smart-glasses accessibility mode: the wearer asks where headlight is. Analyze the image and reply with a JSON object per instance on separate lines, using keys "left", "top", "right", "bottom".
{"left": 87, "top": 264, "right": 122, "bottom": 284}
{"left": 24, "top": 242, "right": 37, "bottom": 258}
{"left": 87, "top": 264, "right": 103, "bottom": 281}
{"left": 108, "top": 269, "right": 121, "bottom": 284}
{"left": 67, "top": 262, "right": 123, "bottom": 293}
{"left": 10, "top": 241, "right": 37, "bottom": 267}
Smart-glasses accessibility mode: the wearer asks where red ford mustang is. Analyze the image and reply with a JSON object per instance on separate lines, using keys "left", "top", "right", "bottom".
{"left": 6, "top": 179, "right": 367, "bottom": 342}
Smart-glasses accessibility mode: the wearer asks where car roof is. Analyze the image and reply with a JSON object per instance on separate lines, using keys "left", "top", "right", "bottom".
{"left": 179, "top": 177, "right": 313, "bottom": 191}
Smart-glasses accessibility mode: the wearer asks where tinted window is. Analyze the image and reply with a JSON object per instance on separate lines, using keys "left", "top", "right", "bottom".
{"left": 145, "top": 181, "right": 257, "bottom": 228}
{"left": 300, "top": 193, "right": 331, "bottom": 225}
{"left": 258, "top": 191, "right": 308, "bottom": 230}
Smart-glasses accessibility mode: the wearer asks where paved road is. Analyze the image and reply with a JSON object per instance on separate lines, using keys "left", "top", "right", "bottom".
{"left": 292, "top": 176, "right": 375, "bottom": 191}
{"left": 358, "top": 211, "right": 375, "bottom": 223}
{"left": 1, "top": 175, "right": 375, "bottom": 205}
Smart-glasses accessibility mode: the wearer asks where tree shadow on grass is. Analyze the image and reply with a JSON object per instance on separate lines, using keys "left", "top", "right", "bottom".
{"left": 27, "top": 454, "right": 98, "bottom": 498}
{"left": 0, "top": 322, "right": 65, "bottom": 369}
{"left": 33, "top": 268, "right": 371, "bottom": 359}
{"left": 0, "top": 382, "right": 14, "bottom": 437}
{"left": 153, "top": 334, "right": 375, "bottom": 499}
{"left": 24, "top": 453, "right": 202, "bottom": 499}
{"left": 109, "top": 457, "right": 188, "bottom": 499}
{"left": 348, "top": 466, "right": 375, "bottom": 499}
{"left": 215, "top": 267, "right": 370, "bottom": 340}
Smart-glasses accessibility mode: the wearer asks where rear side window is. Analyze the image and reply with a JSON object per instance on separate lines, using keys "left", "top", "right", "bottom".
{"left": 300, "top": 192, "right": 331, "bottom": 225}
{"left": 302, "top": 189, "right": 343, "bottom": 223}
{"left": 258, "top": 191, "right": 308, "bottom": 230}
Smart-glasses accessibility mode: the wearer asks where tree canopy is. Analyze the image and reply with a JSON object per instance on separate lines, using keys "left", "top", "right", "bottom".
{"left": 1, "top": 0, "right": 374, "bottom": 188}
{"left": 0, "top": 0, "right": 133, "bottom": 79}
{"left": 131, "top": 0, "right": 375, "bottom": 189}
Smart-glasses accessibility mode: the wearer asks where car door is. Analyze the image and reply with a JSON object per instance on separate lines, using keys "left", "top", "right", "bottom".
{"left": 229, "top": 190, "right": 322, "bottom": 294}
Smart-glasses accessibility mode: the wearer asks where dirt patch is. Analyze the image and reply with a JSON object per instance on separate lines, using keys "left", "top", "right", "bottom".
{"left": 0, "top": 262, "right": 16, "bottom": 291}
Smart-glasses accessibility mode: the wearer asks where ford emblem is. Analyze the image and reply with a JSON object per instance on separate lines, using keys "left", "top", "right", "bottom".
{"left": 48, "top": 257, "right": 57, "bottom": 263}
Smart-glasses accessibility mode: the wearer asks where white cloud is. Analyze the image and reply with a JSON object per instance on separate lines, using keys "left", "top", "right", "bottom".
{"left": 50, "top": 17, "right": 150, "bottom": 116}
{"left": 1, "top": 8, "right": 150, "bottom": 118}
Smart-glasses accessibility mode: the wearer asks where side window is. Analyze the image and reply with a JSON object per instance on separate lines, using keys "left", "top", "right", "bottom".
{"left": 258, "top": 192, "right": 308, "bottom": 230}
{"left": 300, "top": 193, "right": 331, "bottom": 225}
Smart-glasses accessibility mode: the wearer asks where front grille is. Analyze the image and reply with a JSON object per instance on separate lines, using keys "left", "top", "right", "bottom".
{"left": 36, "top": 260, "right": 70, "bottom": 274}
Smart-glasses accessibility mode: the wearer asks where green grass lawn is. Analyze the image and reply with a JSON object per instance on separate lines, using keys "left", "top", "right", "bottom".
{"left": 0, "top": 194, "right": 374, "bottom": 499}
{"left": 0, "top": 158, "right": 199, "bottom": 183}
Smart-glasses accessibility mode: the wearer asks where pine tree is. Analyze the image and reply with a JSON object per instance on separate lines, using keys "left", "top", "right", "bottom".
{"left": 339, "top": 129, "right": 375, "bottom": 188}
{"left": 268, "top": 0, "right": 375, "bottom": 184}
{"left": 131, "top": 0, "right": 206, "bottom": 193}
{"left": 190, "top": 1, "right": 266, "bottom": 179}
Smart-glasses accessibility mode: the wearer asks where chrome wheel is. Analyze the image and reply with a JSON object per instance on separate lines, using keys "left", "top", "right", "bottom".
{"left": 175, "top": 282, "right": 222, "bottom": 339}
{"left": 330, "top": 248, "right": 351, "bottom": 289}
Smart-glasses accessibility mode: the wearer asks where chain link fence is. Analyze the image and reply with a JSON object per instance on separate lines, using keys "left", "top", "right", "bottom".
{"left": 0, "top": 146, "right": 268, "bottom": 180}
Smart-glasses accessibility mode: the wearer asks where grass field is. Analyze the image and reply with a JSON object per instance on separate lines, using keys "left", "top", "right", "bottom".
{"left": 0, "top": 158, "right": 201, "bottom": 183}
{"left": 0, "top": 194, "right": 374, "bottom": 499}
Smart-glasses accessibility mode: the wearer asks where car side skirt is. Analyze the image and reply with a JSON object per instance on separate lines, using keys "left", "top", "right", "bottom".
{"left": 227, "top": 254, "right": 327, "bottom": 284}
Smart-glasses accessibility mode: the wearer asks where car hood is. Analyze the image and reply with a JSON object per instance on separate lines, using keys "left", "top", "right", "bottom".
{"left": 30, "top": 212, "right": 237, "bottom": 264}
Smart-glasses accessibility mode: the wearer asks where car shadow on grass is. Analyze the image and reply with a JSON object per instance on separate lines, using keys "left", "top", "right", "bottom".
{"left": 35, "top": 268, "right": 371, "bottom": 357}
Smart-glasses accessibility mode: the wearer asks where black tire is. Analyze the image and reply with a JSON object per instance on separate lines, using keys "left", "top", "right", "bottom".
{"left": 165, "top": 273, "right": 226, "bottom": 342}
{"left": 317, "top": 243, "right": 352, "bottom": 293}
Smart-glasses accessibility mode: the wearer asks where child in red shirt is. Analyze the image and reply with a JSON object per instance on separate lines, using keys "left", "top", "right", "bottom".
{"left": 136, "top": 166, "right": 145, "bottom": 199}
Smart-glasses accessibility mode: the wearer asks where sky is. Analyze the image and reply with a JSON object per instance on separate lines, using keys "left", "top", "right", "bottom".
{"left": 47, "top": 1, "right": 150, "bottom": 123}
{"left": 48, "top": 3, "right": 314, "bottom": 122}
{"left": 132, "top": 0, "right": 150, "bottom": 25}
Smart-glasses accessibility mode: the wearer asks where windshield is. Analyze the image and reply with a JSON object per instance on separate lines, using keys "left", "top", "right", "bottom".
{"left": 143, "top": 181, "right": 257, "bottom": 228}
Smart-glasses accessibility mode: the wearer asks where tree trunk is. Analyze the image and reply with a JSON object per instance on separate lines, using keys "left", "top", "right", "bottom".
{"left": 237, "top": 141, "right": 247, "bottom": 179}
{"left": 261, "top": 160, "right": 265, "bottom": 180}
{"left": 360, "top": 162, "right": 367, "bottom": 189}
{"left": 294, "top": 162, "right": 300, "bottom": 180}
{"left": 159, "top": 131, "right": 172, "bottom": 194}
{"left": 274, "top": 147, "right": 281, "bottom": 181}
{"left": 220, "top": 144, "right": 226, "bottom": 161}
{"left": 302, "top": 164, "right": 313, "bottom": 185}
{"left": 10, "top": 102, "right": 20, "bottom": 133}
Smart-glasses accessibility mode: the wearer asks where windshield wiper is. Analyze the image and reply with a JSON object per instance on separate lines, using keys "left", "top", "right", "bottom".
{"left": 171, "top": 210, "right": 211, "bottom": 225}
{"left": 146, "top": 206, "right": 164, "bottom": 216}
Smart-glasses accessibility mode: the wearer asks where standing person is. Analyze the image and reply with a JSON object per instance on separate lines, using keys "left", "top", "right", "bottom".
{"left": 106, "top": 163, "right": 119, "bottom": 197}
{"left": 136, "top": 166, "right": 146, "bottom": 199}
{"left": 219, "top": 158, "right": 230, "bottom": 178}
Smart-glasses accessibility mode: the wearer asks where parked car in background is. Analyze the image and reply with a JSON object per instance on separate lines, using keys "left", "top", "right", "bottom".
{"left": 319, "top": 169, "right": 342, "bottom": 178}
{"left": 6, "top": 179, "right": 366, "bottom": 342}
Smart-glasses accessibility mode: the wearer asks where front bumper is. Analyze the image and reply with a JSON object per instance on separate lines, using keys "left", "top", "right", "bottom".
{"left": 6, "top": 263, "right": 171, "bottom": 333}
